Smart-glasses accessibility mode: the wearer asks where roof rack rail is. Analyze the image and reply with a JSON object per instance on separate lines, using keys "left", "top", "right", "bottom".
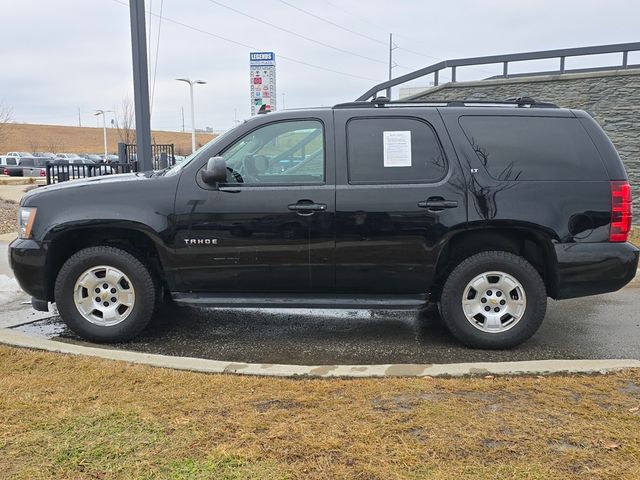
{"left": 333, "top": 97, "right": 559, "bottom": 109}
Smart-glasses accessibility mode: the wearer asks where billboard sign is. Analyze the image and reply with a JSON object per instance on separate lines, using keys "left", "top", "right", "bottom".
{"left": 250, "top": 52, "right": 276, "bottom": 115}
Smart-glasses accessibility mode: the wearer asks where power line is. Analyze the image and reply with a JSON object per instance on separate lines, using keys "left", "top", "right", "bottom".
{"left": 320, "top": 0, "right": 440, "bottom": 60}
{"left": 320, "top": 0, "right": 494, "bottom": 76}
{"left": 205, "top": 0, "right": 387, "bottom": 66}
{"left": 280, "top": 0, "right": 440, "bottom": 61}
{"left": 109, "top": 0, "right": 380, "bottom": 82}
{"left": 279, "top": 0, "right": 386, "bottom": 46}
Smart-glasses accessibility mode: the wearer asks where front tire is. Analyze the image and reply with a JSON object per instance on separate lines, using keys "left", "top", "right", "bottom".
{"left": 54, "top": 246, "right": 156, "bottom": 343}
{"left": 440, "top": 251, "right": 547, "bottom": 349}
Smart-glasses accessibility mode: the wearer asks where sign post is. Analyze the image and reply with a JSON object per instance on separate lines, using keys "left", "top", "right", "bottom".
{"left": 250, "top": 52, "right": 277, "bottom": 115}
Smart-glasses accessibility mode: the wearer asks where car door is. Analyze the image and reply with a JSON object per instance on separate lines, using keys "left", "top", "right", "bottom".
{"left": 173, "top": 113, "right": 335, "bottom": 293}
{"left": 333, "top": 107, "right": 467, "bottom": 295}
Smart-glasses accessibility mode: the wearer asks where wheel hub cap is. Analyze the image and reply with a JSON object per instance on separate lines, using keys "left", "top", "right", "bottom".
{"left": 461, "top": 271, "right": 526, "bottom": 333}
{"left": 73, "top": 266, "right": 136, "bottom": 326}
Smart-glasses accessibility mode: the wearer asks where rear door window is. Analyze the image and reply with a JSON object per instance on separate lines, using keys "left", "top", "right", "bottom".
{"left": 346, "top": 117, "right": 447, "bottom": 184}
{"left": 459, "top": 116, "right": 608, "bottom": 180}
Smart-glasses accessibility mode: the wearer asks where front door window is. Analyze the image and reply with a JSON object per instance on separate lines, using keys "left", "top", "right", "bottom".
{"left": 219, "top": 120, "right": 325, "bottom": 185}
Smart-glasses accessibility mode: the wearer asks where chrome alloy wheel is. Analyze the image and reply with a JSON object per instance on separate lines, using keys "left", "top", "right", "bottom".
{"left": 461, "top": 271, "right": 526, "bottom": 333}
{"left": 73, "top": 266, "right": 136, "bottom": 326}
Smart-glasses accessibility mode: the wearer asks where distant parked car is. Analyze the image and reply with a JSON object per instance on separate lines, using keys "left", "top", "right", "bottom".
{"left": 6, "top": 151, "right": 33, "bottom": 158}
{"left": 1, "top": 155, "right": 27, "bottom": 176}
{"left": 1, "top": 155, "right": 21, "bottom": 176}
{"left": 20, "top": 157, "right": 48, "bottom": 177}
{"left": 33, "top": 152, "right": 57, "bottom": 159}
{"left": 55, "top": 153, "right": 85, "bottom": 161}
{"left": 101, "top": 154, "right": 119, "bottom": 163}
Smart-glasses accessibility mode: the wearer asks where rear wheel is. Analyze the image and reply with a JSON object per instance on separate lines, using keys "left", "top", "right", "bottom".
{"left": 440, "top": 251, "right": 546, "bottom": 349}
{"left": 54, "top": 246, "right": 156, "bottom": 343}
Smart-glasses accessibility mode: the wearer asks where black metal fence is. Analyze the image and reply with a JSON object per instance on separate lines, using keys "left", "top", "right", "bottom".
{"left": 44, "top": 143, "right": 176, "bottom": 184}
{"left": 45, "top": 163, "right": 133, "bottom": 185}
{"left": 123, "top": 143, "right": 176, "bottom": 170}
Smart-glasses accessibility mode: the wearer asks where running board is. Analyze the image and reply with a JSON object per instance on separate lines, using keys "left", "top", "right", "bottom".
{"left": 171, "top": 293, "right": 429, "bottom": 310}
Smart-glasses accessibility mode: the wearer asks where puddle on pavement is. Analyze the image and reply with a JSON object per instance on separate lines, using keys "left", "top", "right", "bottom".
{"left": 12, "top": 317, "right": 72, "bottom": 339}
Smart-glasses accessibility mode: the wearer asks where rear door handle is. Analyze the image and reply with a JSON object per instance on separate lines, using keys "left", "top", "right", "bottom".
{"left": 418, "top": 198, "right": 458, "bottom": 211}
{"left": 288, "top": 202, "right": 327, "bottom": 214}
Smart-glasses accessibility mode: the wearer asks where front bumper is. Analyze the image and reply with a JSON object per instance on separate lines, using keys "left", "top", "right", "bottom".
{"left": 8, "top": 238, "right": 49, "bottom": 301}
{"left": 554, "top": 242, "right": 639, "bottom": 299}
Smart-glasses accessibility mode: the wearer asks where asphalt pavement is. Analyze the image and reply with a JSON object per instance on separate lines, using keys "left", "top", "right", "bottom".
{"left": 3, "top": 239, "right": 639, "bottom": 365}
{"left": 13, "top": 286, "right": 640, "bottom": 365}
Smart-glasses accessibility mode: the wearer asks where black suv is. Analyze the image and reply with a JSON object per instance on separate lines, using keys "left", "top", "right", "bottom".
{"left": 9, "top": 99, "right": 638, "bottom": 349}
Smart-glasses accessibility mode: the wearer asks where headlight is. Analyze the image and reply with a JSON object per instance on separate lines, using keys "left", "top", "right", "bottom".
{"left": 18, "top": 207, "right": 37, "bottom": 239}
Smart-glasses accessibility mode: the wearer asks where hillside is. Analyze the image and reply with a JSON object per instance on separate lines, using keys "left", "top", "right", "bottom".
{"left": 0, "top": 123, "right": 215, "bottom": 156}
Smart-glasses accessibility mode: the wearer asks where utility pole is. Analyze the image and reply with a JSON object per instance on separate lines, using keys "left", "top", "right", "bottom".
{"left": 181, "top": 107, "right": 185, "bottom": 132}
{"left": 78, "top": 108, "right": 82, "bottom": 127}
{"left": 386, "top": 33, "right": 398, "bottom": 99}
{"left": 129, "top": 0, "right": 153, "bottom": 171}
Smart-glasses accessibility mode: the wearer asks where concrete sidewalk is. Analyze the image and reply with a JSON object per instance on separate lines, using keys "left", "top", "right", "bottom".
{"left": 0, "top": 183, "right": 32, "bottom": 203}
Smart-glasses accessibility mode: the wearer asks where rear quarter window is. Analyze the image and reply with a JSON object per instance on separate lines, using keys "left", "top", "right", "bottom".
{"left": 459, "top": 116, "right": 608, "bottom": 181}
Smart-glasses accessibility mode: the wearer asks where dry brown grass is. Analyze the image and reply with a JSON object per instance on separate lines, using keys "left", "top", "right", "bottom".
{"left": 0, "top": 199, "right": 18, "bottom": 235}
{"left": 0, "top": 123, "right": 215, "bottom": 156}
{"left": 0, "top": 345, "right": 639, "bottom": 479}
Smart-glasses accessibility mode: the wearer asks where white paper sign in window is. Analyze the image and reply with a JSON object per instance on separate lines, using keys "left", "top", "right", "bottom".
{"left": 383, "top": 131, "right": 412, "bottom": 167}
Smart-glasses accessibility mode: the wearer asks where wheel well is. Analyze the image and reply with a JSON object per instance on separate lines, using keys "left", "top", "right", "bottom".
{"left": 432, "top": 228, "right": 558, "bottom": 300}
{"left": 44, "top": 227, "right": 165, "bottom": 301}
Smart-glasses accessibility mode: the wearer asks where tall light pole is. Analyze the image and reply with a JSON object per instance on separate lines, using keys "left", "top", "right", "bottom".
{"left": 176, "top": 78, "right": 206, "bottom": 153}
{"left": 95, "top": 109, "right": 114, "bottom": 156}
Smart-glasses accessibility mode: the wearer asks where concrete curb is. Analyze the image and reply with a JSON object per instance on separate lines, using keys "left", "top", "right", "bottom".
{"left": 0, "top": 328, "right": 638, "bottom": 378}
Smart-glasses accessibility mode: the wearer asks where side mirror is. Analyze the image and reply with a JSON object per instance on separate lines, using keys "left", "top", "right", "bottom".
{"left": 201, "top": 156, "right": 227, "bottom": 185}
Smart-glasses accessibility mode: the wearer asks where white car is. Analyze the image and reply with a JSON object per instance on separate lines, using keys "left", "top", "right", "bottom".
{"left": 6, "top": 151, "right": 33, "bottom": 158}
{"left": 55, "top": 153, "right": 85, "bottom": 161}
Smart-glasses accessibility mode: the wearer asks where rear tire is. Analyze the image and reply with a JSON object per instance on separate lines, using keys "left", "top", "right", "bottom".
{"left": 440, "top": 251, "right": 546, "bottom": 349}
{"left": 54, "top": 246, "right": 156, "bottom": 343}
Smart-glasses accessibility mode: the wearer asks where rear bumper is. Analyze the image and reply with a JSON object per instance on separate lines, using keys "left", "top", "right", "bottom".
{"left": 8, "top": 238, "right": 48, "bottom": 301}
{"left": 554, "top": 242, "right": 639, "bottom": 299}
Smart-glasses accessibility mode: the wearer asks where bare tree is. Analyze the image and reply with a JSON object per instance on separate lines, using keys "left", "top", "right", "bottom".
{"left": 0, "top": 100, "right": 13, "bottom": 151}
{"left": 28, "top": 138, "right": 40, "bottom": 153}
{"left": 47, "top": 140, "right": 62, "bottom": 154}
{"left": 114, "top": 96, "right": 136, "bottom": 145}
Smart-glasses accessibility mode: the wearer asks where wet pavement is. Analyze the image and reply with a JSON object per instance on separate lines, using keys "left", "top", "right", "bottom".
{"left": 12, "top": 286, "right": 640, "bottom": 365}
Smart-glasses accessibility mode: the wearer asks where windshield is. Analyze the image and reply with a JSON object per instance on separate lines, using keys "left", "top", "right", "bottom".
{"left": 162, "top": 128, "right": 235, "bottom": 177}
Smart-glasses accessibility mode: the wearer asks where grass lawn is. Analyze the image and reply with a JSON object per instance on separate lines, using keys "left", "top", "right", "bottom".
{"left": 0, "top": 346, "right": 639, "bottom": 479}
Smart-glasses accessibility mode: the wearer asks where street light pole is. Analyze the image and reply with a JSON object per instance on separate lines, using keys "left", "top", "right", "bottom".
{"left": 95, "top": 110, "right": 114, "bottom": 156}
{"left": 176, "top": 78, "right": 206, "bottom": 153}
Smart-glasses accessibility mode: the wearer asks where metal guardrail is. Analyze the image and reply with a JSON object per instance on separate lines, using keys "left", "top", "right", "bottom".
{"left": 45, "top": 163, "right": 133, "bottom": 184}
{"left": 357, "top": 42, "right": 640, "bottom": 101}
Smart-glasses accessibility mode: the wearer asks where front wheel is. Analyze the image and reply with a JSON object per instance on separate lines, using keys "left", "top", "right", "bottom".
{"left": 54, "top": 246, "right": 157, "bottom": 343}
{"left": 440, "top": 251, "right": 547, "bottom": 349}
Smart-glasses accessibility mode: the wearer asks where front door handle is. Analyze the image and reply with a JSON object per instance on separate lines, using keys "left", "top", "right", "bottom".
{"left": 418, "top": 198, "right": 458, "bottom": 211}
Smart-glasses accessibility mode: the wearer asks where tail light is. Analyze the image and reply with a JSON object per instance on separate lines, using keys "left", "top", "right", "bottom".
{"left": 610, "top": 181, "right": 632, "bottom": 242}
{"left": 2, "top": 167, "right": 7, "bottom": 176}
{"left": 40, "top": 169, "right": 46, "bottom": 177}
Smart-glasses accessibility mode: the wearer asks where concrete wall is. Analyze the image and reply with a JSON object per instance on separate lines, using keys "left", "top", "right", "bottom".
{"left": 411, "top": 69, "right": 640, "bottom": 216}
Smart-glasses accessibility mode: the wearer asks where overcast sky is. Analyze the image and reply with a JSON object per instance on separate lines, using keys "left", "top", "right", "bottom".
{"left": 1, "top": 0, "right": 639, "bottom": 132}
